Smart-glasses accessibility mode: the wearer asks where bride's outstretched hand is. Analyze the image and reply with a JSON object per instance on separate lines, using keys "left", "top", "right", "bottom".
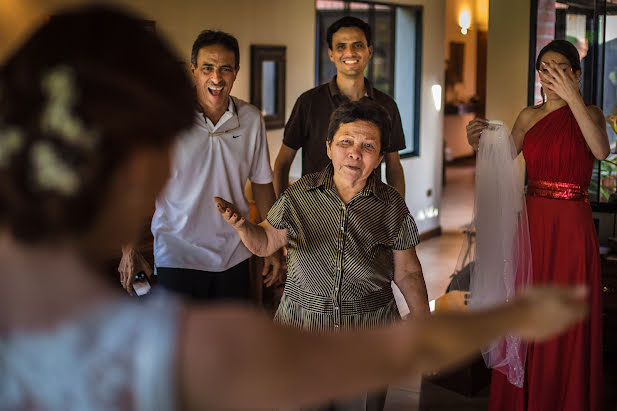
{"left": 539, "top": 60, "right": 581, "bottom": 104}
{"left": 512, "top": 285, "right": 589, "bottom": 341}
{"left": 466, "top": 118, "right": 488, "bottom": 151}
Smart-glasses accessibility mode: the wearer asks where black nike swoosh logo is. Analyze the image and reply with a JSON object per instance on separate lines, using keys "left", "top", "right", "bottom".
{"left": 233, "top": 135, "right": 240, "bottom": 138}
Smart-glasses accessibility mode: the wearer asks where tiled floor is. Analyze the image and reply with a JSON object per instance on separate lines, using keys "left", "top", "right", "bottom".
{"left": 393, "top": 161, "right": 476, "bottom": 313}
{"left": 386, "top": 161, "right": 490, "bottom": 411}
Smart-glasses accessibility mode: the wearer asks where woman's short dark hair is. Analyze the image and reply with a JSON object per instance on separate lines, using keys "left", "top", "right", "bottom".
{"left": 326, "top": 99, "right": 391, "bottom": 155}
{"left": 191, "top": 30, "right": 240, "bottom": 69}
{"left": 0, "top": 5, "right": 195, "bottom": 243}
{"left": 326, "top": 16, "right": 372, "bottom": 49}
{"left": 535, "top": 39, "right": 581, "bottom": 105}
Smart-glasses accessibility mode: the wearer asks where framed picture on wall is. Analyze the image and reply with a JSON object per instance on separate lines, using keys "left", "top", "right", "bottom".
{"left": 250, "top": 45, "right": 286, "bottom": 129}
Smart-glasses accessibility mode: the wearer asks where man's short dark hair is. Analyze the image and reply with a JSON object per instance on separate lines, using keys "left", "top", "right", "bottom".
{"left": 327, "top": 99, "right": 391, "bottom": 155}
{"left": 326, "top": 16, "right": 372, "bottom": 50}
{"left": 191, "top": 30, "right": 240, "bottom": 69}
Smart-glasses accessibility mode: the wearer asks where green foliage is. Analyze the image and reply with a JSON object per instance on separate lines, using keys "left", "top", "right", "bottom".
{"left": 590, "top": 157, "right": 617, "bottom": 201}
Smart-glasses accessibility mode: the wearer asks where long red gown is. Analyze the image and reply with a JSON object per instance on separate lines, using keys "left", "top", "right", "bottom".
{"left": 488, "top": 105, "right": 604, "bottom": 411}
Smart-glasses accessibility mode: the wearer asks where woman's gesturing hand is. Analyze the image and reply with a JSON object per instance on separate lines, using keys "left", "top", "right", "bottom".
{"left": 538, "top": 60, "right": 581, "bottom": 104}
{"left": 466, "top": 118, "right": 488, "bottom": 151}
{"left": 214, "top": 196, "right": 247, "bottom": 231}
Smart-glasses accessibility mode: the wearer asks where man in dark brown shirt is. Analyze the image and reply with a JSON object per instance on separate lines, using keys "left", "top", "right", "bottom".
{"left": 273, "top": 16, "right": 406, "bottom": 198}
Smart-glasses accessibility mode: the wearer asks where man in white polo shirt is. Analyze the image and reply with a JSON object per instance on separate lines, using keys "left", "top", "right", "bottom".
{"left": 118, "top": 30, "right": 280, "bottom": 301}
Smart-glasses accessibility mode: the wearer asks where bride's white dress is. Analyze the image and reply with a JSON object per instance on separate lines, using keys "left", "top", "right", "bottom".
{"left": 1, "top": 296, "right": 180, "bottom": 411}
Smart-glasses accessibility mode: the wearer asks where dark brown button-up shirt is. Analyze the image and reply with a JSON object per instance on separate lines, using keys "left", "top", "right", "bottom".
{"left": 283, "top": 76, "right": 406, "bottom": 175}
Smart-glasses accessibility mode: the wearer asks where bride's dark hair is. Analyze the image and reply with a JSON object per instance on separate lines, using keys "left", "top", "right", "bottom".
{"left": 535, "top": 39, "right": 582, "bottom": 105}
{"left": 0, "top": 6, "right": 195, "bottom": 243}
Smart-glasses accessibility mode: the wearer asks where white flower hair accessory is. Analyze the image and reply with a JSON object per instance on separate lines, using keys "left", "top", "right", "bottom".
{"left": 25, "top": 65, "right": 101, "bottom": 195}
{"left": 0, "top": 127, "right": 24, "bottom": 167}
{"left": 31, "top": 141, "right": 79, "bottom": 195}
{"left": 40, "top": 65, "right": 97, "bottom": 150}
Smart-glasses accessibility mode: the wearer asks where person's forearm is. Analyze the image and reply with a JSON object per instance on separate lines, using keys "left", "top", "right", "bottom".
{"left": 273, "top": 144, "right": 297, "bottom": 198}
{"left": 121, "top": 244, "right": 142, "bottom": 259}
{"left": 568, "top": 99, "right": 610, "bottom": 159}
{"left": 234, "top": 221, "right": 274, "bottom": 257}
{"left": 251, "top": 182, "right": 276, "bottom": 221}
{"left": 467, "top": 131, "right": 478, "bottom": 147}
{"left": 419, "top": 301, "right": 532, "bottom": 372}
{"left": 273, "top": 161, "right": 291, "bottom": 198}
{"left": 182, "top": 301, "right": 528, "bottom": 410}
{"left": 395, "top": 272, "right": 430, "bottom": 318}
{"left": 181, "top": 307, "right": 421, "bottom": 410}
{"left": 385, "top": 156, "right": 405, "bottom": 198}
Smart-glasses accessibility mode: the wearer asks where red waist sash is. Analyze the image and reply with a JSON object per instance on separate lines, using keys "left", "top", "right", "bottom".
{"left": 526, "top": 180, "right": 589, "bottom": 202}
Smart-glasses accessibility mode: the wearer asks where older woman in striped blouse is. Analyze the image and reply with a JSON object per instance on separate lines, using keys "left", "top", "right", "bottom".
{"left": 216, "top": 101, "right": 428, "bottom": 411}
{"left": 216, "top": 101, "right": 429, "bottom": 410}
{"left": 216, "top": 100, "right": 429, "bottom": 337}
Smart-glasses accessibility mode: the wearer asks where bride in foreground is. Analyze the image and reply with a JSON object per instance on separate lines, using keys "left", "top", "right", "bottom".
{"left": 0, "top": 6, "right": 589, "bottom": 410}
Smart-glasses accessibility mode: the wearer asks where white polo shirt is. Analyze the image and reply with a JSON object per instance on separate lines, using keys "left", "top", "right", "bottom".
{"left": 151, "top": 97, "right": 272, "bottom": 272}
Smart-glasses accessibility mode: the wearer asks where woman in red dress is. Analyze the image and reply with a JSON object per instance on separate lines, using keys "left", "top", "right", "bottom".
{"left": 467, "top": 40, "right": 609, "bottom": 411}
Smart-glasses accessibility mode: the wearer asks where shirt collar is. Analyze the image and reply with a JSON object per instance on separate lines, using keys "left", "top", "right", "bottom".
{"left": 309, "top": 163, "right": 336, "bottom": 192}
{"left": 226, "top": 96, "right": 236, "bottom": 114}
{"left": 201, "top": 97, "right": 237, "bottom": 131}
{"left": 308, "top": 163, "right": 389, "bottom": 204}
{"left": 328, "top": 76, "right": 375, "bottom": 102}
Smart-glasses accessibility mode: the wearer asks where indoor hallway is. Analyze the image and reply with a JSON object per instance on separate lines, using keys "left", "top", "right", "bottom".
{"left": 386, "top": 159, "right": 489, "bottom": 410}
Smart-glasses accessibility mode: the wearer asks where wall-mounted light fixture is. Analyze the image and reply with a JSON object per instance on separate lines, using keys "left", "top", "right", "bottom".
{"left": 459, "top": 9, "right": 471, "bottom": 35}
{"left": 415, "top": 206, "right": 439, "bottom": 222}
{"left": 431, "top": 84, "right": 442, "bottom": 112}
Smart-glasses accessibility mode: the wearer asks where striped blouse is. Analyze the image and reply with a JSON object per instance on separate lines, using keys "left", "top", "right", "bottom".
{"left": 267, "top": 164, "right": 419, "bottom": 332}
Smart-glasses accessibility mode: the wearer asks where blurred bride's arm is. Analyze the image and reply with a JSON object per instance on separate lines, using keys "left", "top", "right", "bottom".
{"left": 176, "top": 286, "right": 588, "bottom": 410}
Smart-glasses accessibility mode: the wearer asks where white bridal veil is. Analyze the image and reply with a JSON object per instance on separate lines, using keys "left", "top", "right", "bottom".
{"left": 469, "top": 120, "right": 532, "bottom": 388}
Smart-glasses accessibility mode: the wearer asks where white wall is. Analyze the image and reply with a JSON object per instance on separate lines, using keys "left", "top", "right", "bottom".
{"left": 386, "top": 0, "right": 445, "bottom": 234}
{"left": 1, "top": 0, "right": 445, "bottom": 234}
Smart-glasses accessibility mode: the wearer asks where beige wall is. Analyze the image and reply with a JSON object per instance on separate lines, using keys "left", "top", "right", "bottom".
{"left": 0, "top": 1, "right": 78, "bottom": 59}
{"left": 118, "top": 0, "right": 316, "bottom": 170}
{"left": 475, "top": 0, "right": 489, "bottom": 30}
{"left": 1, "top": 0, "right": 445, "bottom": 234}
{"left": 485, "top": 0, "right": 530, "bottom": 179}
{"left": 444, "top": 113, "right": 476, "bottom": 159}
{"left": 443, "top": 0, "right": 488, "bottom": 160}
{"left": 443, "top": 0, "right": 488, "bottom": 102}
{"left": 0, "top": 0, "right": 314, "bottom": 172}
{"left": 445, "top": 0, "right": 477, "bottom": 101}
{"left": 485, "top": 0, "right": 530, "bottom": 127}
